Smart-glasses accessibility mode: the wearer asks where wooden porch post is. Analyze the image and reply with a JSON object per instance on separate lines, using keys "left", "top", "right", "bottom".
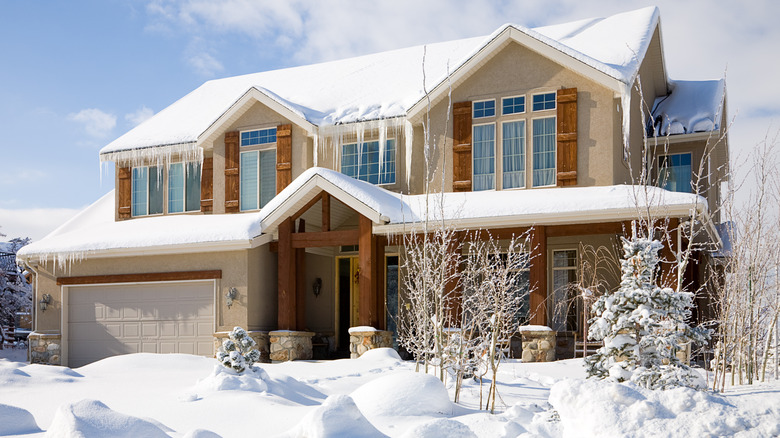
{"left": 322, "top": 194, "right": 331, "bottom": 232}
{"left": 358, "top": 215, "right": 377, "bottom": 327}
{"left": 295, "top": 219, "right": 307, "bottom": 330}
{"left": 529, "top": 226, "right": 547, "bottom": 326}
{"left": 373, "top": 235, "right": 386, "bottom": 330}
{"left": 278, "top": 217, "right": 296, "bottom": 330}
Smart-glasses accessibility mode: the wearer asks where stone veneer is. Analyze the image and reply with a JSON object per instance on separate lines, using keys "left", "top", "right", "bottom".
{"left": 213, "top": 331, "right": 270, "bottom": 363}
{"left": 519, "top": 326, "right": 556, "bottom": 363}
{"left": 348, "top": 327, "right": 393, "bottom": 359}
{"left": 28, "top": 331, "right": 61, "bottom": 365}
{"left": 269, "top": 330, "right": 314, "bottom": 361}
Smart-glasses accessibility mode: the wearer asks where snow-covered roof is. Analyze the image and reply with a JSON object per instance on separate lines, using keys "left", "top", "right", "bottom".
{"left": 649, "top": 79, "right": 726, "bottom": 137}
{"left": 19, "top": 167, "right": 716, "bottom": 265}
{"left": 100, "top": 7, "right": 661, "bottom": 159}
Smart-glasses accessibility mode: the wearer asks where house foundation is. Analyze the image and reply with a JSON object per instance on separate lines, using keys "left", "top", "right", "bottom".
{"left": 348, "top": 327, "right": 393, "bottom": 358}
{"left": 28, "top": 331, "right": 61, "bottom": 365}
{"left": 213, "top": 331, "right": 270, "bottom": 363}
{"left": 269, "top": 330, "right": 314, "bottom": 361}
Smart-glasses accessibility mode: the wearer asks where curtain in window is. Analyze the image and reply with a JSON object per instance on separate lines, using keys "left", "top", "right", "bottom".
{"left": 532, "top": 118, "right": 556, "bottom": 187}
{"left": 502, "top": 121, "right": 526, "bottom": 189}
{"left": 185, "top": 162, "right": 201, "bottom": 211}
{"left": 148, "top": 166, "right": 163, "bottom": 215}
{"left": 131, "top": 167, "right": 148, "bottom": 217}
{"left": 659, "top": 154, "right": 692, "bottom": 193}
{"left": 341, "top": 140, "right": 396, "bottom": 185}
{"left": 259, "top": 150, "right": 276, "bottom": 208}
{"left": 473, "top": 124, "right": 495, "bottom": 191}
{"left": 240, "top": 151, "right": 259, "bottom": 211}
{"left": 168, "top": 163, "right": 185, "bottom": 213}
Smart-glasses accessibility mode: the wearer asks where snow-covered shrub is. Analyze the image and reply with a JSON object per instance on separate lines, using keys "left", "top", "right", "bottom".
{"left": 216, "top": 326, "right": 260, "bottom": 373}
{"left": 585, "top": 233, "right": 709, "bottom": 389}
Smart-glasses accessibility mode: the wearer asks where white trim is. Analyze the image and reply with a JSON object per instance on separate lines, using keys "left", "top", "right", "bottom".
{"left": 649, "top": 131, "right": 716, "bottom": 145}
{"left": 501, "top": 95, "right": 527, "bottom": 116}
{"left": 472, "top": 98, "right": 497, "bottom": 119}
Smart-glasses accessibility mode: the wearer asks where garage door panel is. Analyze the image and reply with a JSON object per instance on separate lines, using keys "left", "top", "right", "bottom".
{"left": 68, "top": 281, "right": 214, "bottom": 367}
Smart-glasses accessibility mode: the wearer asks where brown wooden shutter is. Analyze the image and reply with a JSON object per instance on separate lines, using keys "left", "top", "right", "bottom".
{"left": 276, "top": 124, "right": 292, "bottom": 193}
{"left": 556, "top": 88, "right": 578, "bottom": 187}
{"left": 452, "top": 101, "right": 472, "bottom": 192}
{"left": 200, "top": 156, "right": 213, "bottom": 212}
{"left": 117, "top": 166, "right": 132, "bottom": 219}
{"left": 224, "top": 131, "right": 240, "bottom": 213}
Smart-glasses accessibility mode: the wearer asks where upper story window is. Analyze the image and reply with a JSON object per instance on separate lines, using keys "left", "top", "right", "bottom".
{"left": 341, "top": 139, "right": 396, "bottom": 185}
{"left": 473, "top": 124, "right": 496, "bottom": 191}
{"left": 473, "top": 100, "right": 496, "bottom": 119}
{"left": 502, "top": 96, "right": 526, "bottom": 115}
{"left": 532, "top": 92, "right": 556, "bottom": 111}
{"left": 240, "top": 128, "right": 277, "bottom": 211}
{"left": 132, "top": 166, "right": 163, "bottom": 217}
{"left": 532, "top": 117, "right": 556, "bottom": 187}
{"left": 658, "top": 153, "right": 692, "bottom": 193}
{"left": 168, "top": 162, "right": 201, "bottom": 213}
{"left": 502, "top": 120, "right": 526, "bottom": 189}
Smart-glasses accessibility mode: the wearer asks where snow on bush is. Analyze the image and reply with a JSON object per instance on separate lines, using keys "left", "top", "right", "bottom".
{"left": 350, "top": 371, "right": 452, "bottom": 417}
{"left": 585, "top": 234, "right": 709, "bottom": 389}
{"left": 281, "top": 394, "right": 386, "bottom": 438}
{"left": 0, "top": 403, "right": 40, "bottom": 435}
{"left": 194, "top": 364, "right": 269, "bottom": 393}
{"left": 216, "top": 326, "right": 261, "bottom": 373}
{"left": 357, "top": 347, "right": 402, "bottom": 363}
{"left": 45, "top": 399, "right": 170, "bottom": 438}
{"left": 549, "top": 378, "right": 769, "bottom": 438}
{"left": 398, "top": 418, "right": 476, "bottom": 438}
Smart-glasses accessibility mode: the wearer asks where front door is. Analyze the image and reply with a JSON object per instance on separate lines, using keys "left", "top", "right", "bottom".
{"left": 337, "top": 256, "right": 360, "bottom": 350}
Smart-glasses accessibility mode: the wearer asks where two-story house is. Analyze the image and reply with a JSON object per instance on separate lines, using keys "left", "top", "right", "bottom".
{"left": 18, "top": 6, "right": 728, "bottom": 367}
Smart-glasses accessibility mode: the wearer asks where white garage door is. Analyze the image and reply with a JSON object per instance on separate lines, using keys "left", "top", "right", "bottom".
{"left": 68, "top": 281, "right": 214, "bottom": 367}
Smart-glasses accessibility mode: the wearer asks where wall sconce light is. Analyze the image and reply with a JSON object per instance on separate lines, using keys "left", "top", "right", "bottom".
{"left": 39, "top": 294, "right": 52, "bottom": 312}
{"left": 225, "top": 288, "right": 238, "bottom": 309}
{"left": 312, "top": 278, "right": 323, "bottom": 297}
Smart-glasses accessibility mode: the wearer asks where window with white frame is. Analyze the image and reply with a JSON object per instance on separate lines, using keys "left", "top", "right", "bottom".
{"left": 341, "top": 139, "right": 396, "bottom": 185}
{"left": 551, "top": 249, "right": 578, "bottom": 332}
{"left": 502, "top": 96, "right": 526, "bottom": 115}
{"left": 131, "top": 166, "right": 164, "bottom": 217}
{"left": 658, "top": 153, "right": 692, "bottom": 193}
{"left": 532, "top": 92, "right": 556, "bottom": 111}
{"left": 168, "top": 162, "right": 201, "bottom": 213}
{"left": 532, "top": 117, "right": 556, "bottom": 187}
{"left": 502, "top": 120, "right": 525, "bottom": 189}
{"left": 240, "top": 127, "right": 277, "bottom": 211}
{"left": 473, "top": 100, "right": 496, "bottom": 118}
{"left": 472, "top": 124, "right": 496, "bottom": 191}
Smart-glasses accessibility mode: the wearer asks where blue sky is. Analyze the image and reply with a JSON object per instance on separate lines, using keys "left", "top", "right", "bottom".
{"left": 1, "top": 0, "right": 778, "bottom": 240}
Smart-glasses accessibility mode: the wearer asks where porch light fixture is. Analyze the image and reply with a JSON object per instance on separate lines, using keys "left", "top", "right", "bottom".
{"left": 39, "top": 294, "right": 52, "bottom": 312}
{"left": 312, "top": 278, "right": 323, "bottom": 297}
{"left": 225, "top": 288, "right": 238, "bottom": 309}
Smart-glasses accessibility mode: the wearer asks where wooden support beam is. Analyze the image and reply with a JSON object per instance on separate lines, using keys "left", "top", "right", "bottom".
{"left": 291, "top": 229, "right": 360, "bottom": 248}
{"left": 295, "top": 219, "right": 306, "bottom": 330}
{"left": 277, "top": 217, "right": 296, "bottom": 330}
{"left": 444, "top": 232, "right": 462, "bottom": 326}
{"left": 291, "top": 192, "right": 324, "bottom": 222}
{"left": 358, "top": 216, "right": 376, "bottom": 327}
{"left": 56, "top": 270, "right": 222, "bottom": 286}
{"left": 374, "top": 235, "right": 386, "bottom": 330}
{"left": 529, "top": 226, "right": 547, "bottom": 326}
{"left": 322, "top": 193, "right": 331, "bottom": 232}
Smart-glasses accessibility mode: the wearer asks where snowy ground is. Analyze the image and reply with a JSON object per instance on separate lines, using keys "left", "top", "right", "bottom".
{"left": 0, "top": 347, "right": 778, "bottom": 437}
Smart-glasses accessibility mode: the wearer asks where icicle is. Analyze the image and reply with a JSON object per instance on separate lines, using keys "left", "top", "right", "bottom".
{"left": 99, "top": 142, "right": 203, "bottom": 171}
{"left": 405, "top": 119, "right": 414, "bottom": 189}
{"left": 619, "top": 81, "right": 632, "bottom": 161}
{"left": 312, "top": 135, "right": 319, "bottom": 167}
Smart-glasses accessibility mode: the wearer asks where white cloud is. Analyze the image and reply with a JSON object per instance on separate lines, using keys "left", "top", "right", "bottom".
{"left": 0, "top": 207, "right": 81, "bottom": 241}
{"left": 125, "top": 106, "right": 155, "bottom": 126}
{"left": 68, "top": 108, "right": 117, "bottom": 139}
{"left": 187, "top": 51, "right": 224, "bottom": 77}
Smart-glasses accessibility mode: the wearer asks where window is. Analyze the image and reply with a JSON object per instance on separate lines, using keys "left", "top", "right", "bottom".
{"left": 240, "top": 128, "right": 276, "bottom": 146}
{"left": 658, "top": 153, "right": 692, "bottom": 193}
{"left": 502, "top": 120, "right": 525, "bottom": 189}
{"left": 131, "top": 166, "right": 163, "bottom": 217}
{"left": 532, "top": 117, "right": 556, "bottom": 187}
{"left": 473, "top": 124, "right": 496, "bottom": 191}
{"left": 532, "top": 92, "right": 556, "bottom": 111}
{"left": 502, "top": 96, "right": 526, "bottom": 115}
{"left": 473, "top": 100, "right": 496, "bottom": 118}
{"left": 240, "top": 150, "right": 276, "bottom": 211}
{"left": 168, "top": 162, "right": 201, "bottom": 213}
{"left": 551, "top": 249, "right": 578, "bottom": 332}
{"left": 341, "top": 139, "right": 396, "bottom": 185}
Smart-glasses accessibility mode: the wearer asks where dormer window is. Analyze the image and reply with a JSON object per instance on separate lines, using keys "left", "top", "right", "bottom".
{"left": 658, "top": 153, "right": 692, "bottom": 193}
{"left": 240, "top": 127, "right": 277, "bottom": 211}
{"left": 132, "top": 166, "right": 163, "bottom": 217}
{"left": 168, "top": 162, "right": 201, "bottom": 213}
{"left": 341, "top": 139, "right": 396, "bottom": 185}
{"left": 131, "top": 163, "right": 202, "bottom": 217}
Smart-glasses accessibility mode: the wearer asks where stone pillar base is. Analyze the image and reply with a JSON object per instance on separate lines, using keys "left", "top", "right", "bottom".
{"left": 348, "top": 327, "right": 393, "bottom": 359}
{"left": 213, "top": 331, "right": 270, "bottom": 363}
{"left": 269, "top": 330, "right": 314, "bottom": 361}
{"left": 28, "top": 331, "right": 61, "bottom": 365}
{"left": 519, "top": 326, "right": 556, "bottom": 363}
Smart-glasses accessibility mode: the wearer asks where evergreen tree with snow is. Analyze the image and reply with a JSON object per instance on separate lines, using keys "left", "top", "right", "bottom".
{"left": 217, "top": 326, "right": 261, "bottom": 373}
{"left": 585, "top": 225, "right": 709, "bottom": 389}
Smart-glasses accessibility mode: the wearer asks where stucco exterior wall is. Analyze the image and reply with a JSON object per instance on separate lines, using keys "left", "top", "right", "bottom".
{"left": 409, "top": 40, "right": 621, "bottom": 195}
{"left": 304, "top": 252, "right": 336, "bottom": 334}
{"left": 247, "top": 244, "right": 278, "bottom": 331}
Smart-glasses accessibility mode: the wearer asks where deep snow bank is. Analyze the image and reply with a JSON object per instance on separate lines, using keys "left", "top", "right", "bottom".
{"left": 351, "top": 371, "right": 452, "bottom": 417}
{"left": 0, "top": 403, "right": 41, "bottom": 435}
{"left": 45, "top": 399, "right": 171, "bottom": 438}
{"left": 281, "top": 394, "right": 386, "bottom": 438}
